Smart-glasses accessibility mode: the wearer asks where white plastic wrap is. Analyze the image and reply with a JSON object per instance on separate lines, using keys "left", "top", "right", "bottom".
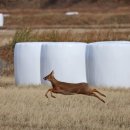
{"left": 86, "top": 41, "right": 130, "bottom": 88}
{"left": 0, "top": 13, "right": 4, "bottom": 27}
{"left": 41, "top": 42, "right": 87, "bottom": 85}
{"left": 14, "top": 42, "right": 43, "bottom": 85}
{"left": 65, "top": 12, "right": 79, "bottom": 16}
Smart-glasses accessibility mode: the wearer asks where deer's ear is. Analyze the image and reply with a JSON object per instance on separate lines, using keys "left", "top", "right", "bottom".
{"left": 51, "top": 70, "right": 54, "bottom": 75}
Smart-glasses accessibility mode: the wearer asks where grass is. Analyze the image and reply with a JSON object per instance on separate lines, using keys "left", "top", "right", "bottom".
{"left": 0, "top": 76, "right": 130, "bottom": 130}
{"left": 9, "top": 28, "right": 130, "bottom": 48}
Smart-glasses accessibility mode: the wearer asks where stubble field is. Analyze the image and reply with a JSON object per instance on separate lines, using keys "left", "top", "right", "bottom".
{"left": 0, "top": 76, "right": 130, "bottom": 130}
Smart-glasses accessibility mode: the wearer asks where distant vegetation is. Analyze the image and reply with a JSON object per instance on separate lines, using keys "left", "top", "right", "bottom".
{"left": 1, "top": 0, "right": 130, "bottom": 9}
{"left": 10, "top": 28, "right": 130, "bottom": 47}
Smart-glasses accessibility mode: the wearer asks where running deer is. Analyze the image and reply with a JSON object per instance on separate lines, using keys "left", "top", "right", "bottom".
{"left": 43, "top": 71, "right": 106, "bottom": 103}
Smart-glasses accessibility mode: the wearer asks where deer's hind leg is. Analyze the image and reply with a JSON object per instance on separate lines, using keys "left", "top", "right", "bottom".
{"left": 90, "top": 93, "right": 105, "bottom": 103}
{"left": 92, "top": 89, "right": 106, "bottom": 97}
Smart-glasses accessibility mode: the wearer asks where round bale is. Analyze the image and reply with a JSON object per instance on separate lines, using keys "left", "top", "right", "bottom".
{"left": 0, "top": 13, "right": 4, "bottom": 27}
{"left": 41, "top": 42, "right": 87, "bottom": 85}
{"left": 86, "top": 41, "right": 130, "bottom": 88}
{"left": 14, "top": 42, "right": 43, "bottom": 85}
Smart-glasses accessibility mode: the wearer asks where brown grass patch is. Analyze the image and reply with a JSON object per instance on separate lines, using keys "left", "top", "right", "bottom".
{"left": 3, "top": 8, "right": 130, "bottom": 29}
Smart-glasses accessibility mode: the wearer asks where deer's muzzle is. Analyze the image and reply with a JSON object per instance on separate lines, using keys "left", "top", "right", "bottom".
{"left": 43, "top": 77, "right": 47, "bottom": 80}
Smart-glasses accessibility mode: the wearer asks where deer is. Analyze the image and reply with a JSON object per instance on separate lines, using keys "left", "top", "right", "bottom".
{"left": 43, "top": 71, "right": 106, "bottom": 103}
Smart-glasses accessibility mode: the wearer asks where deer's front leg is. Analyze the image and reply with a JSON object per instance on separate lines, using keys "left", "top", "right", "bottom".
{"left": 45, "top": 89, "right": 52, "bottom": 98}
{"left": 45, "top": 88, "right": 56, "bottom": 98}
{"left": 50, "top": 89, "right": 56, "bottom": 98}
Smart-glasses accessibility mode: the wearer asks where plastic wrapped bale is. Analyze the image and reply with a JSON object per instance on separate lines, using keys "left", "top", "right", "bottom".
{"left": 0, "top": 13, "right": 4, "bottom": 27}
{"left": 41, "top": 42, "right": 87, "bottom": 85}
{"left": 86, "top": 41, "right": 130, "bottom": 88}
{"left": 14, "top": 42, "right": 43, "bottom": 85}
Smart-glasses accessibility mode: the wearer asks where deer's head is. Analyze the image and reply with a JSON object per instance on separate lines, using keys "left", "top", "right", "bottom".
{"left": 43, "top": 71, "right": 54, "bottom": 81}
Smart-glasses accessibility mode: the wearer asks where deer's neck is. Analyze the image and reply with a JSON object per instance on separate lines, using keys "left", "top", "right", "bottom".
{"left": 50, "top": 77, "right": 60, "bottom": 88}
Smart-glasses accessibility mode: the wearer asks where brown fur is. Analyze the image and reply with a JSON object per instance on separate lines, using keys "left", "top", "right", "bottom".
{"left": 43, "top": 71, "right": 106, "bottom": 103}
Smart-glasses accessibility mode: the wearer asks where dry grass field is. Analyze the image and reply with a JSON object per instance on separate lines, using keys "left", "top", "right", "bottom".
{"left": 0, "top": 76, "right": 130, "bottom": 130}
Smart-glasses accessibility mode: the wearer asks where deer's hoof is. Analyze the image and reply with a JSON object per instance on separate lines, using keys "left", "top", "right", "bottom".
{"left": 52, "top": 96, "right": 56, "bottom": 98}
{"left": 45, "top": 95, "right": 48, "bottom": 98}
{"left": 102, "top": 100, "right": 105, "bottom": 103}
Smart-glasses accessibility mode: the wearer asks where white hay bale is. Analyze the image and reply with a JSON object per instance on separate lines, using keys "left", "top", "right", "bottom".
{"left": 14, "top": 42, "right": 43, "bottom": 85}
{"left": 65, "top": 12, "right": 79, "bottom": 16}
{"left": 41, "top": 42, "right": 87, "bottom": 85}
{"left": 0, "top": 13, "right": 4, "bottom": 27}
{"left": 86, "top": 41, "right": 130, "bottom": 88}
